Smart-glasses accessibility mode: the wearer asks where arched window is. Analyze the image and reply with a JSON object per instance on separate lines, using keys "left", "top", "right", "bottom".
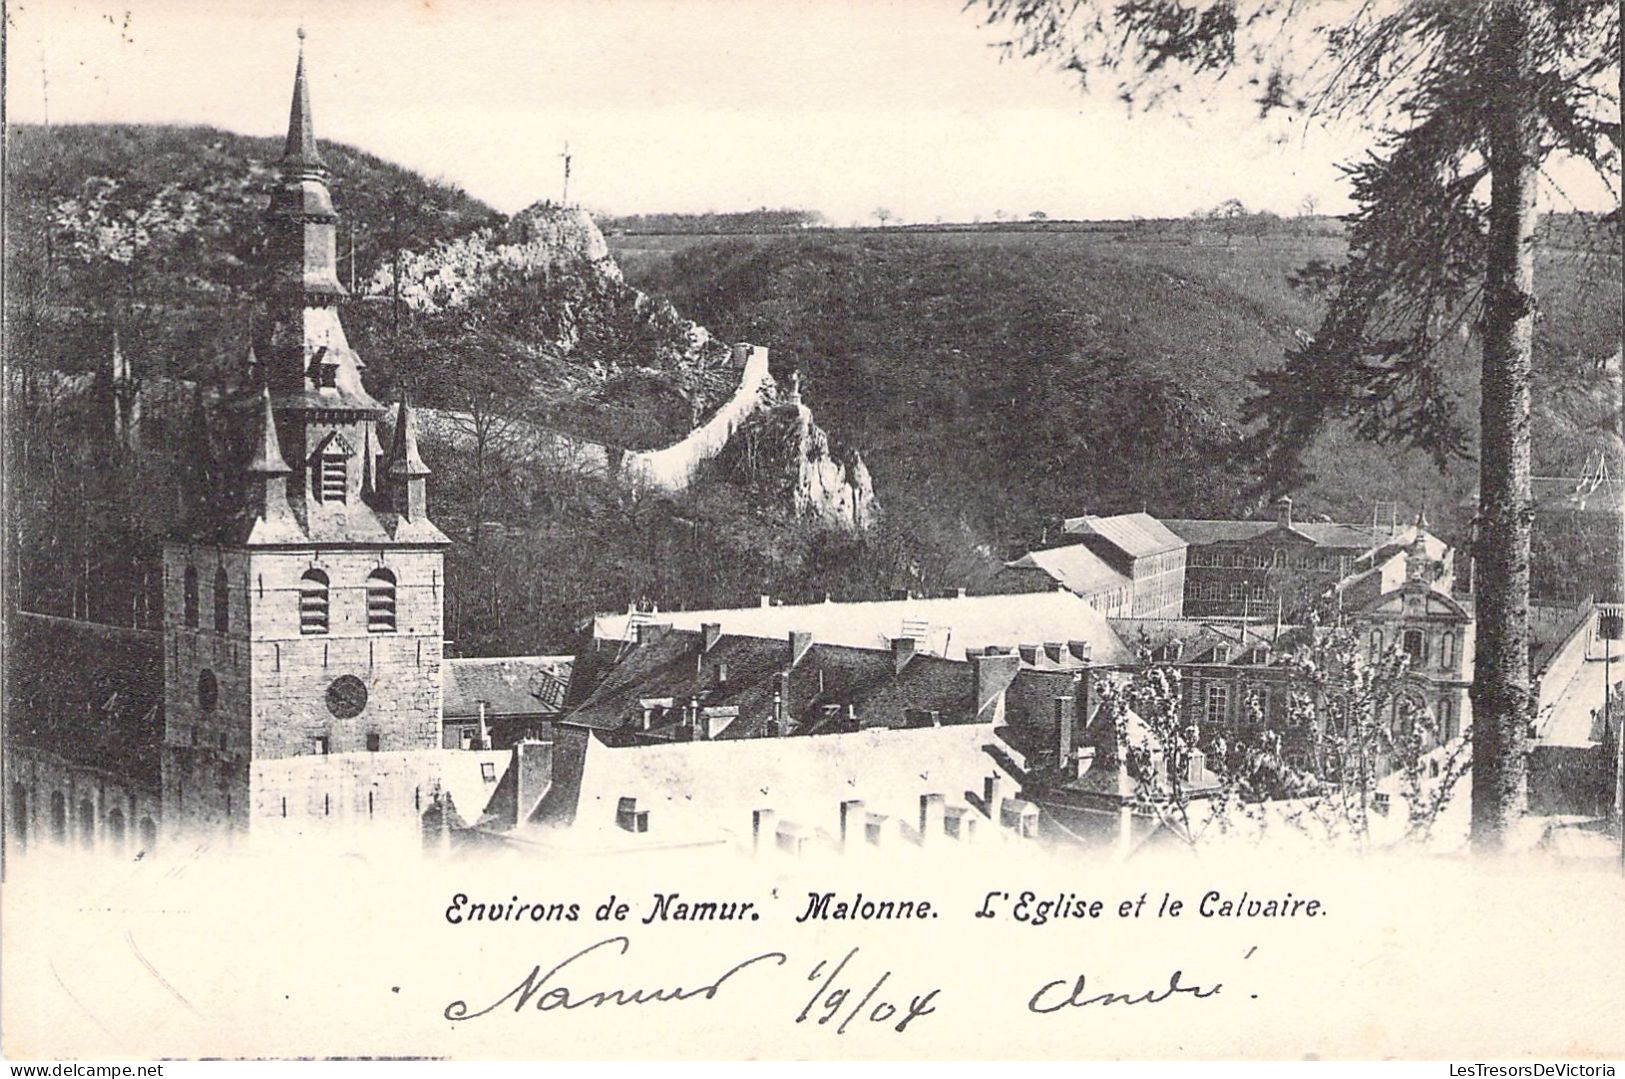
{"left": 1437, "top": 697, "right": 1455, "bottom": 739}
{"left": 11, "top": 783, "right": 26, "bottom": 848}
{"left": 138, "top": 817, "right": 157, "bottom": 852}
{"left": 183, "top": 566, "right": 199, "bottom": 628}
{"left": 299, "top": 570, "right": 330, "bottom": 635}
{"left": 50, "top": 792, "right": 66, "bottom": 842}
{"left": 1439, "top": 633, "right": 1456, "bottom": 670}
{"left": 366, "top": 569, "right": 397, "bottom": 633}
{"left": 1369, "top": 630, "right": 1382, "bottom": 658}
{"left": 78, "top": 798, "right": 94, "bottom": 847}
{"left": 107, "top": 808, "right": 126, "bottom": 849}
{"left": 213, "top": 566, "right": 230, "bottom": 632}
{"left": 1402, "top": 629, "right": 1427, "bottom": 664}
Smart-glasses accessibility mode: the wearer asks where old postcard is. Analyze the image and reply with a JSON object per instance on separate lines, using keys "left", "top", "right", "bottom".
{"left": 2, "top": 0, "right": 1623, "bottom": 1063}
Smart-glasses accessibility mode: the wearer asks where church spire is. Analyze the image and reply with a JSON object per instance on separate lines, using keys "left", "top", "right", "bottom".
{"left": 282, "top": 28, "right": 324, "bottom": 171}
{"left": 388, "top": 394, "right": 431, "bottom": 521}
{"left": 246, "top": 384, "right": 291, "bottom": 477}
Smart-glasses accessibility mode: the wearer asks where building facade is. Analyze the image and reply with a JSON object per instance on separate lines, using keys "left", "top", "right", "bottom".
{"left": 1167, "top": 498, "right": 1387, "bottom": 619}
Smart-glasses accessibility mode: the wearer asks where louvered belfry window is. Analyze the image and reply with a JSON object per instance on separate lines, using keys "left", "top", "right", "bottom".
{"left": 318, "top": 451, "right": 347, "bottom": 503}
{"left": 299, "top": 569, "right": 330, "bottom": 635}
{"left": 366, "top": 569, "right": 397, "bottom": 633}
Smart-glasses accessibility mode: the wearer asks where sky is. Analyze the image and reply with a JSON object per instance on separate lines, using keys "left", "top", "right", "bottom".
{"left": 5, "top": 0, "right": 1616, "bottom": 224}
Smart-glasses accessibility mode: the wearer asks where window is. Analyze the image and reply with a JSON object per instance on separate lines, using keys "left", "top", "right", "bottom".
{"left": 1212, "top": 644, "right": 1232, "bottom": 664}
{"left": 1369, "top": 630, "right": 1382, "bottom": 658}
{"left": 1205, "top": 683, "right": 1230, "bottom": 725}
{"left": 183, "top": 566, "right": 199, "bottom": 628}
{"left": 317, "top": 451, "right": 347, "bottom": 503}
{"left": 312, "top": 735, "right": 330, "bottom": 756}
{"left": 1402, "top": 629, "right": 1427, "bottom": 664}
{"left": 213, "top": 566, "right": 230, "bottom": 632}
{"left": 1440, "top": 633, "right": 1456, "bottom": 670}
{"left": 366, "top": 731, "right": 381, "bottom": 752}
{"left": 367, "top": 569, "right": 397, "bottom": 633}
{"left": 197, "top": 669, "right": 218, "bottom": 712}
{"left": 1437, "top": 698, "right": 1454, "bottom": 737}
{"left": 299, "top": 570, "right": 329, "bottom": 635}
{"left": 481, "top": 762, "right": 496, "bottom": 782}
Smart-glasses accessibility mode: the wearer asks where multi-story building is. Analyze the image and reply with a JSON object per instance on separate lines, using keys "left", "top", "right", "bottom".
{"left": 1167, "top": 497, "right": 1390, "bottom": 619}
{"left": 990, "top": 511, "right": 1186, "bottom": 617}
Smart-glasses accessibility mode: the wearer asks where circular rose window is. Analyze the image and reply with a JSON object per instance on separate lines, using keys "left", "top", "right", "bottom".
{"left": 326, "top": 675, "right": 368, "bottom": 719}
{"left": 197, "top": 669, "right": 218, "bottom": 712}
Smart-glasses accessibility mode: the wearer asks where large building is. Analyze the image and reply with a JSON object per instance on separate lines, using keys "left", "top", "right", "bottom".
{"left": 1167, "top": 497, "right": 1393, "bottom": 619}
{"left": 989, "top": 512, "right": 1187, "bottom": 618}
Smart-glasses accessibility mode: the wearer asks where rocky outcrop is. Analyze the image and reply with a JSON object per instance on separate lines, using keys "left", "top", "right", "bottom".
{"left": 369, "top": 201, "right": 876, "bottom": 530}
{"left": 717, "top": 381, "right": 878, "bottom": 531}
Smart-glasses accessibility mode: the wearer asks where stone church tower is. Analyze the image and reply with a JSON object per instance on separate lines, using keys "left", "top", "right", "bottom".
{"left": 161, "top": 34, "right": 450, "bottom": 838}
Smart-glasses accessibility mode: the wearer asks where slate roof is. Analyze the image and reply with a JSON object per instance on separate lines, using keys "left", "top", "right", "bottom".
{"left": 1003, "top": 545, "right": 1130, "bottom": 599}
{"left": 444, "top": 656, "right": 573, "bottom": 719}
{"left": 1107, "top": 617, "right": 1289, "bottom": 665}
{"left": 591, "top": 590, "right": 1133, "bottom": 666}
{"left": 4, "top": 613, "right": 164, "bottom": 790}
{"left": 1163, "top": 518, "right": 1383, "bottom": 549}
{"left": 1061, "top": 512, "right": 1188, "bottom": 559}
{"left": 560, "top": 629, "right": 1010, "bottom": 744}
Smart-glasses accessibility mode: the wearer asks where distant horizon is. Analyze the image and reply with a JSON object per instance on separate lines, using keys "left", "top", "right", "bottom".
{"left": 7, "top": 1, "right": 1616, "bottom": 227}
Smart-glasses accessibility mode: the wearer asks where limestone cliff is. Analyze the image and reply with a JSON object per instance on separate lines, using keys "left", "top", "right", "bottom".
{"left": 369, "top": 202, "right": 877, "bottom": 530}
{"left": 716, "top": 388, "right": 879, "bottom": 531}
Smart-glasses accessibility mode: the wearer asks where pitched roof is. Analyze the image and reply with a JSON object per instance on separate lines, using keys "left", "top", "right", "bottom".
{"left": 591, "top": 590, "right": 1133, "bottom": 666}
{"left": 1163, "top": 518, "right": 1382, "bottom": 549}
{"left": 1062, "top": 512, "right": 1187, "bottom": 558}
{"left": 4, "top": 613, "right": 163, "bottom": 790}
{"left": 1004, "top": 544, "right": 1130, "bottom": 599}
{"left": 444, "top": 656, "right": 573, "bottom": 719}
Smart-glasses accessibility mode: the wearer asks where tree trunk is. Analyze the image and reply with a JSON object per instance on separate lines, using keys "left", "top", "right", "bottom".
{"left": 1469, "top": 0, "right": 1537, "bottom": 853}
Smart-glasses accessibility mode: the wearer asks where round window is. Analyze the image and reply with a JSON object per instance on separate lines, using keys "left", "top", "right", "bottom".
{"left": 326, "top": 675, "right": 369, "bottom": 720}
{"left": 197, "top": 669, "right": 218, "bottom": 712}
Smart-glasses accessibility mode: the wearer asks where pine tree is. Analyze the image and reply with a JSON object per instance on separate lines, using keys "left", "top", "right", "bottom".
{"left": 970, "top": 0, "right": 1621, "bottom": 850}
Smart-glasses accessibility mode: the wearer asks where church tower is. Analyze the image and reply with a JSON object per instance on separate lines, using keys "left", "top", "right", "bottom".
{"left": 161, "top": 33, "right": 450, "bottom": 839}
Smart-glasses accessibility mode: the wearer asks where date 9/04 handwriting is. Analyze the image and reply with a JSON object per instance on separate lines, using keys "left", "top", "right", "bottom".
{"left": 440, "top": 936, "right": 940, "bottom": 1034}
{"left": 440, "top": 936, "right": 1246, "bottom": 1032}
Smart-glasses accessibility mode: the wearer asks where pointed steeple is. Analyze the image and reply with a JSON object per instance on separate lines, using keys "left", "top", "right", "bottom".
{"left": 282, "top": 28, "right": 324, "bottom": 171}
{"left": 388, "top": 394, "right": 431, "bottom": 478}
{"left": 246, "top": 384, "right": 291, "bottom": 476}
{"left": 388, "top": 394, "right": 430, "bottom": 521}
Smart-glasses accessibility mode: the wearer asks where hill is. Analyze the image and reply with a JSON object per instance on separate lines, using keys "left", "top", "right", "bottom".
{"left": 619, "top": 222, "right": 1622, "bottom": 559}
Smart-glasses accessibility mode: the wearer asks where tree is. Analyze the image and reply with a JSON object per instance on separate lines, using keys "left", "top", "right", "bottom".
{"left": 971, "top": 0, "right": 1620, "bottom": 852}
{"left": 872, "top": 207, "right": 895, "bottom": 227}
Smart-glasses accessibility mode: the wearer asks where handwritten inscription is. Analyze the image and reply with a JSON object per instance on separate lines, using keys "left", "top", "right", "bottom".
{"left": 442, "top": 936, "right": 787, "bottom": 1021}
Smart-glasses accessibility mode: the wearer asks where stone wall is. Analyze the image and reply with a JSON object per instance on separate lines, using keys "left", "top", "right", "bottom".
{"left": 619, "top": 344, "right": 773, "bottom": 493}
{"left": 6, "top": 745, "right": 161, "bottom": 857}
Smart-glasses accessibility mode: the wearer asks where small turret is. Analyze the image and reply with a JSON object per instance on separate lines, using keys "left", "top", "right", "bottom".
{"left": 388, "top": 394, "right": 431, "bottom": 521}
{"left": 245, "top": 384, "right": 294, "bottom": 523}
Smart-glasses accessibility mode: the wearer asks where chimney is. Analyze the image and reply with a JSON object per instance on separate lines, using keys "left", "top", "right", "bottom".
{"left": 1054, "top": 696, "right": 1076, "bottom": 765}
{"left": 759, "top": 594, "right": 772, "bottom": 608}
{"left": 701, "top": 622, "right": 722, "bottom": 652}
{"left": 635, "top": 622, "right": 670, "bottom": 645}
{"left": 773, "top": 671, "right": 791, "bottom": 736}
{"left": 839, "top": 799, "right": 866, "bottom": 853}
{"left": 890, "top": 636, "right": 917, "bottom": 672}
{"left": 1018, "top": 644, "right": 1039, "bottom": 665}
{"left": 787, "top": 630, "right": 814, "bottom": 668}
{"left": 918, "top": 793, "right": 946, "bottom": 846}
{"left": 615, "top": 796, "right": 648, "bottom": 833}
{"left": 1276, "top": 496, "right": 1294, "bottom": 529}
{"left": 1067, "top": 640, "right": 1092, "bottom": 662}
{"left": 752, "top": 808, "right": 776, "bottom": 855}
{"left": 512, "top": 739, "right": 553, "bottom": 827}
{"left": 982, "top": 774, "right": 1005, "bottom": 820}
{"left": 1044, "top": 642, "right": 1066, "bottom": 665}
